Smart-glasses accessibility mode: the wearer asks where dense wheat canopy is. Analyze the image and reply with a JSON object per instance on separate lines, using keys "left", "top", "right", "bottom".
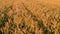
{"left": 0, "top": 0, "right": 60, "bottom": 34}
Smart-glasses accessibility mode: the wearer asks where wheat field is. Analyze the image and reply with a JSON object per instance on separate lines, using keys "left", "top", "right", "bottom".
{"left": 0, "top": 0, "right": 60, "bottom": 34}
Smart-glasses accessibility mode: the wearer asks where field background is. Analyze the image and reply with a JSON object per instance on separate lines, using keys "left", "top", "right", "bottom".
{"left": 0, "top": 0, "right": 60, "bottom": 34}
